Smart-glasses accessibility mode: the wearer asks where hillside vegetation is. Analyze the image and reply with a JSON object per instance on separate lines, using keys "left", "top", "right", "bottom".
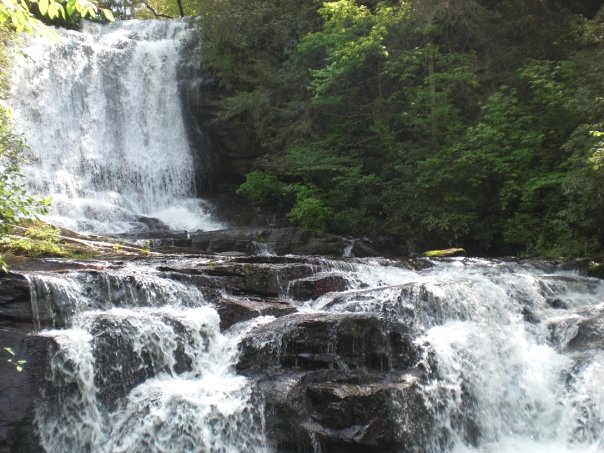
{"left": 200, "top": 0, "right": 604, "bottom": 256}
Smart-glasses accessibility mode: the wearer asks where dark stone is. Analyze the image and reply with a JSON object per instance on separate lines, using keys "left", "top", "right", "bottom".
{"left": 566, "top": 309, "right": 604, "bottom": 352}
{"left": 0, "top": 272, "right": 42, "bottom": 452}
{"left": 128, "top": 227, "right": 377, "bottom": 257}
{"left": 237, "top": 313, "right": 418, "bottom": 373}
{"left": 257, "top": 370, "right": 430, "bottom": 453}
{"left": 288, "top": 275, "right": 350, "bottom": 301}
{"left": 0, "top": 273, "right": 32, "bottom": 325}
{"left": 89, "top": 314, "right": 201, "bottom": 410}
{"left": 546, "top": 298, "right": 568, "bottom": 309}
{"left": 213, "top": 296, "right": 296, "bottom": 330}
{"left": 522, "top": 308, "right": 540, "bottom": 324}
{"left": 0, "top": 329, "right": 42, "bottom": 453}
{"left": 201, "top": 261, "right": 316, "bottom": 298}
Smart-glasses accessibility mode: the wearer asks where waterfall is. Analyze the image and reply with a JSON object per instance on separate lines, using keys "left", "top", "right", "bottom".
{"left": 27, "top": 261, "right": 270, "bottom": 453}
{"left": 10, "top": 20, "right": 223, "bottom": 234}
{"left": 307, "top": 258, "right": 604, "bottom": 452}
{"left": 24, "top": 257, "right": 604, "bottom": 452}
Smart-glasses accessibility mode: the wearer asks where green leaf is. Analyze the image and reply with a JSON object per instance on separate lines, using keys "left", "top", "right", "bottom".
{"left": 38, "top": 0, "right": 49, "bottom": 16}
{"left": 101, "top": 8, "right": 114, "bottom": 21}
{"left": 3, "top": 347, "right": 15, "bottom": 356}
{"left": 66, "top": 0, "right": 76, "bottom": 16}
{"left": 47, "top": 1, "right": 58, "bottom": 19}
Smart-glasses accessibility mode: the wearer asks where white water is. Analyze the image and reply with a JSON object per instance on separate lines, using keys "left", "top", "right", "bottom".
{"left": 28, "top": 262, "right": 271, "bottom": 453}
{"left": 10, "top": 20, "right": 223, "bottom": 234}
{"left": 27, "top": 257, "right": 604, "bottom": 452}
{"left": 288, "top": 258, "right": 604, "bottom": 452}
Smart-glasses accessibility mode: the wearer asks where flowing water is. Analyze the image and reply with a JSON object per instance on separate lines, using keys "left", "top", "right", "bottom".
{"left": 10, "top": 19, "right": 222, "bottom": 234}
{"left": 25, "top": 257, "right": 604, "bottom": 452}
{"left": 304, "top": 258, "right": 604, "bottom": 452}
{"left": 28, "top": 260, "right": 271, "bottom": 453}
{"left": 8, "top": 16, "right": 603, "bottom": 453}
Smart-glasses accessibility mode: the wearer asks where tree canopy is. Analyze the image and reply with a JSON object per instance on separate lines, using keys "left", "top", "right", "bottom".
{"left": 201, "top": 0, "right": 604, "bottom": 256}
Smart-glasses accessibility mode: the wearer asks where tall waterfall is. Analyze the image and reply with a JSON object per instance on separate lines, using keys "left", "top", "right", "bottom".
{"left": 10, "top": 20, "right": 223, "bottom": 234}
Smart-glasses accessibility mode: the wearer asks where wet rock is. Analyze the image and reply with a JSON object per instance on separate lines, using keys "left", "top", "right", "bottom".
{"left": 0, "top": 273, "right": 42, "bottom": 452}
{"left": 288, "top": 275, "right": 350, "bottom": 301}
{"left": 202, "top": 262, "right": 315, "bottom": 298}
{"left": 566, "top": 309, "right": 604, "bottom": 352}
{"left": 522, "top": 308, "right": 540, "bottom": 324}
{"left": 90, "top": 314, "right": 199, "bottom": 410}
{"left": 0, "top": 330, "right": 43, "bottom": 453}
{"left": 546, "top": 298, "right": 568, "bottom": 309}
{"left": 0, "top": 273, "right": 32, "bottom": 324}
{"left": 237, "top": 313, "right": 418, "bottom": 373}
{"left": 130, "top": 227, "right": 381, "bottom": 257}
{"left": 213, "top": 296, "right": 296, "bottom": 330}
{"left": 257, "top": 370, "right": 430, "bottom": 452}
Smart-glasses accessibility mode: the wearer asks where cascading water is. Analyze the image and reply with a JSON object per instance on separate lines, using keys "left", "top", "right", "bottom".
{"left": 304, "top": 258, "right": 604, "bottom": 452}
{"left": 10, "top": 20, "right": 223, "bottom": 234}
{"left": 27, "top": 261, "right": 270, "bottom": 453}
{"left": 6, "top": 14, "right": 602, "bottom": 453}
{"left": 24, "top": 256, "right": 604, "bottom": 452}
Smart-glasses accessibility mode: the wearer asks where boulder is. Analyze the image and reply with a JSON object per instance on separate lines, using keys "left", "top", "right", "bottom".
{"left": 213, "top": 296, "right": 296, "bottom": 330}
{"left": 288, "top": 275, "right": 350, "bottom": 301}
{"left": 237, "top": 313, "right": 418, "bottom": 373}
{"left": 565, "top": 309, "right": 604, "bottom": 352}
{"left": 257, "top": 370, "right": 430, "bottom": 452}
{"left": 0, "top": 272, "right": 42, "bottom": 452}
{"left": 0, "top": 273, "right": 32, "bottom": 324}
{"left": 89, "top": 314, "right": 199, "bottom": 410}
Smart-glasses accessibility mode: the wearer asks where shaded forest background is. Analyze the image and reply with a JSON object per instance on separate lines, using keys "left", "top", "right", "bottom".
{"left": 198, "top": 0, "right": 604, "bottom": 257}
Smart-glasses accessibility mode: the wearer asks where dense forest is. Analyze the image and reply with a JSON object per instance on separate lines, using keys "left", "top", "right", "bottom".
{"left": 199, "top": 0, "right": 604, "bottom": 257}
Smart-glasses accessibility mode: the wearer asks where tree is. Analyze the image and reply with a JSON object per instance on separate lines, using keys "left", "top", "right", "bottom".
{"left": 0, "top": 0, "right": 113, "bottom": 33}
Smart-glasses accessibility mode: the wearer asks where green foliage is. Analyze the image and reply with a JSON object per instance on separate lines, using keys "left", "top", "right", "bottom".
{"left": 286, "top": 189, "right": 332, "bottom": 234}
{"left": 0, "top": 0, "right": 112, "bottom": 33}
{"left": 0, "top": 27, "right": 50, "bottom": 267}
{"left": 0, "top": 222, "right": 69, "bottom": 257}
{"left": 203, "top": 0, "right": 604, "bottom": 256}
{"left": 125, "top": 0, "right": 199, "bottom": 19}
{"left": 236, "top": 170, "right": 284, "bottom": 204}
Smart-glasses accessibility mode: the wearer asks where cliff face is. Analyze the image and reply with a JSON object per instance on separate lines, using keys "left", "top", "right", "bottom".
{"left": 177, "top": 41, "right": 261, "bottom": 194}
{"left": 0, "top": 273, "right": 41, "bottom": 453}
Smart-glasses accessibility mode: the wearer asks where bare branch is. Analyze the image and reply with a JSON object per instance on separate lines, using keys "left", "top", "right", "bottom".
{"left": 141, "top": 1, "right": 173, "bottom": 19}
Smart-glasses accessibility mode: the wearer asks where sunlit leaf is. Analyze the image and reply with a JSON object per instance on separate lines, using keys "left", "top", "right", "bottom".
{"left": 48, "top": 1, "right": 58, "bottom": 19}
{"left": 66, "top": 0, "right": 76, "bottom": 16}
{"left": 101, "top": 8, "right": 114, "bottom": 21}
{"left": 38, "top": 0, "right": 49, "bottom": 16}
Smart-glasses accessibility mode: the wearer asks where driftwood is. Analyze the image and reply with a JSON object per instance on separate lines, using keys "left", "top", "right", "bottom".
{"left": 423, "top": 248, "right": 466, "bottom": 257}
